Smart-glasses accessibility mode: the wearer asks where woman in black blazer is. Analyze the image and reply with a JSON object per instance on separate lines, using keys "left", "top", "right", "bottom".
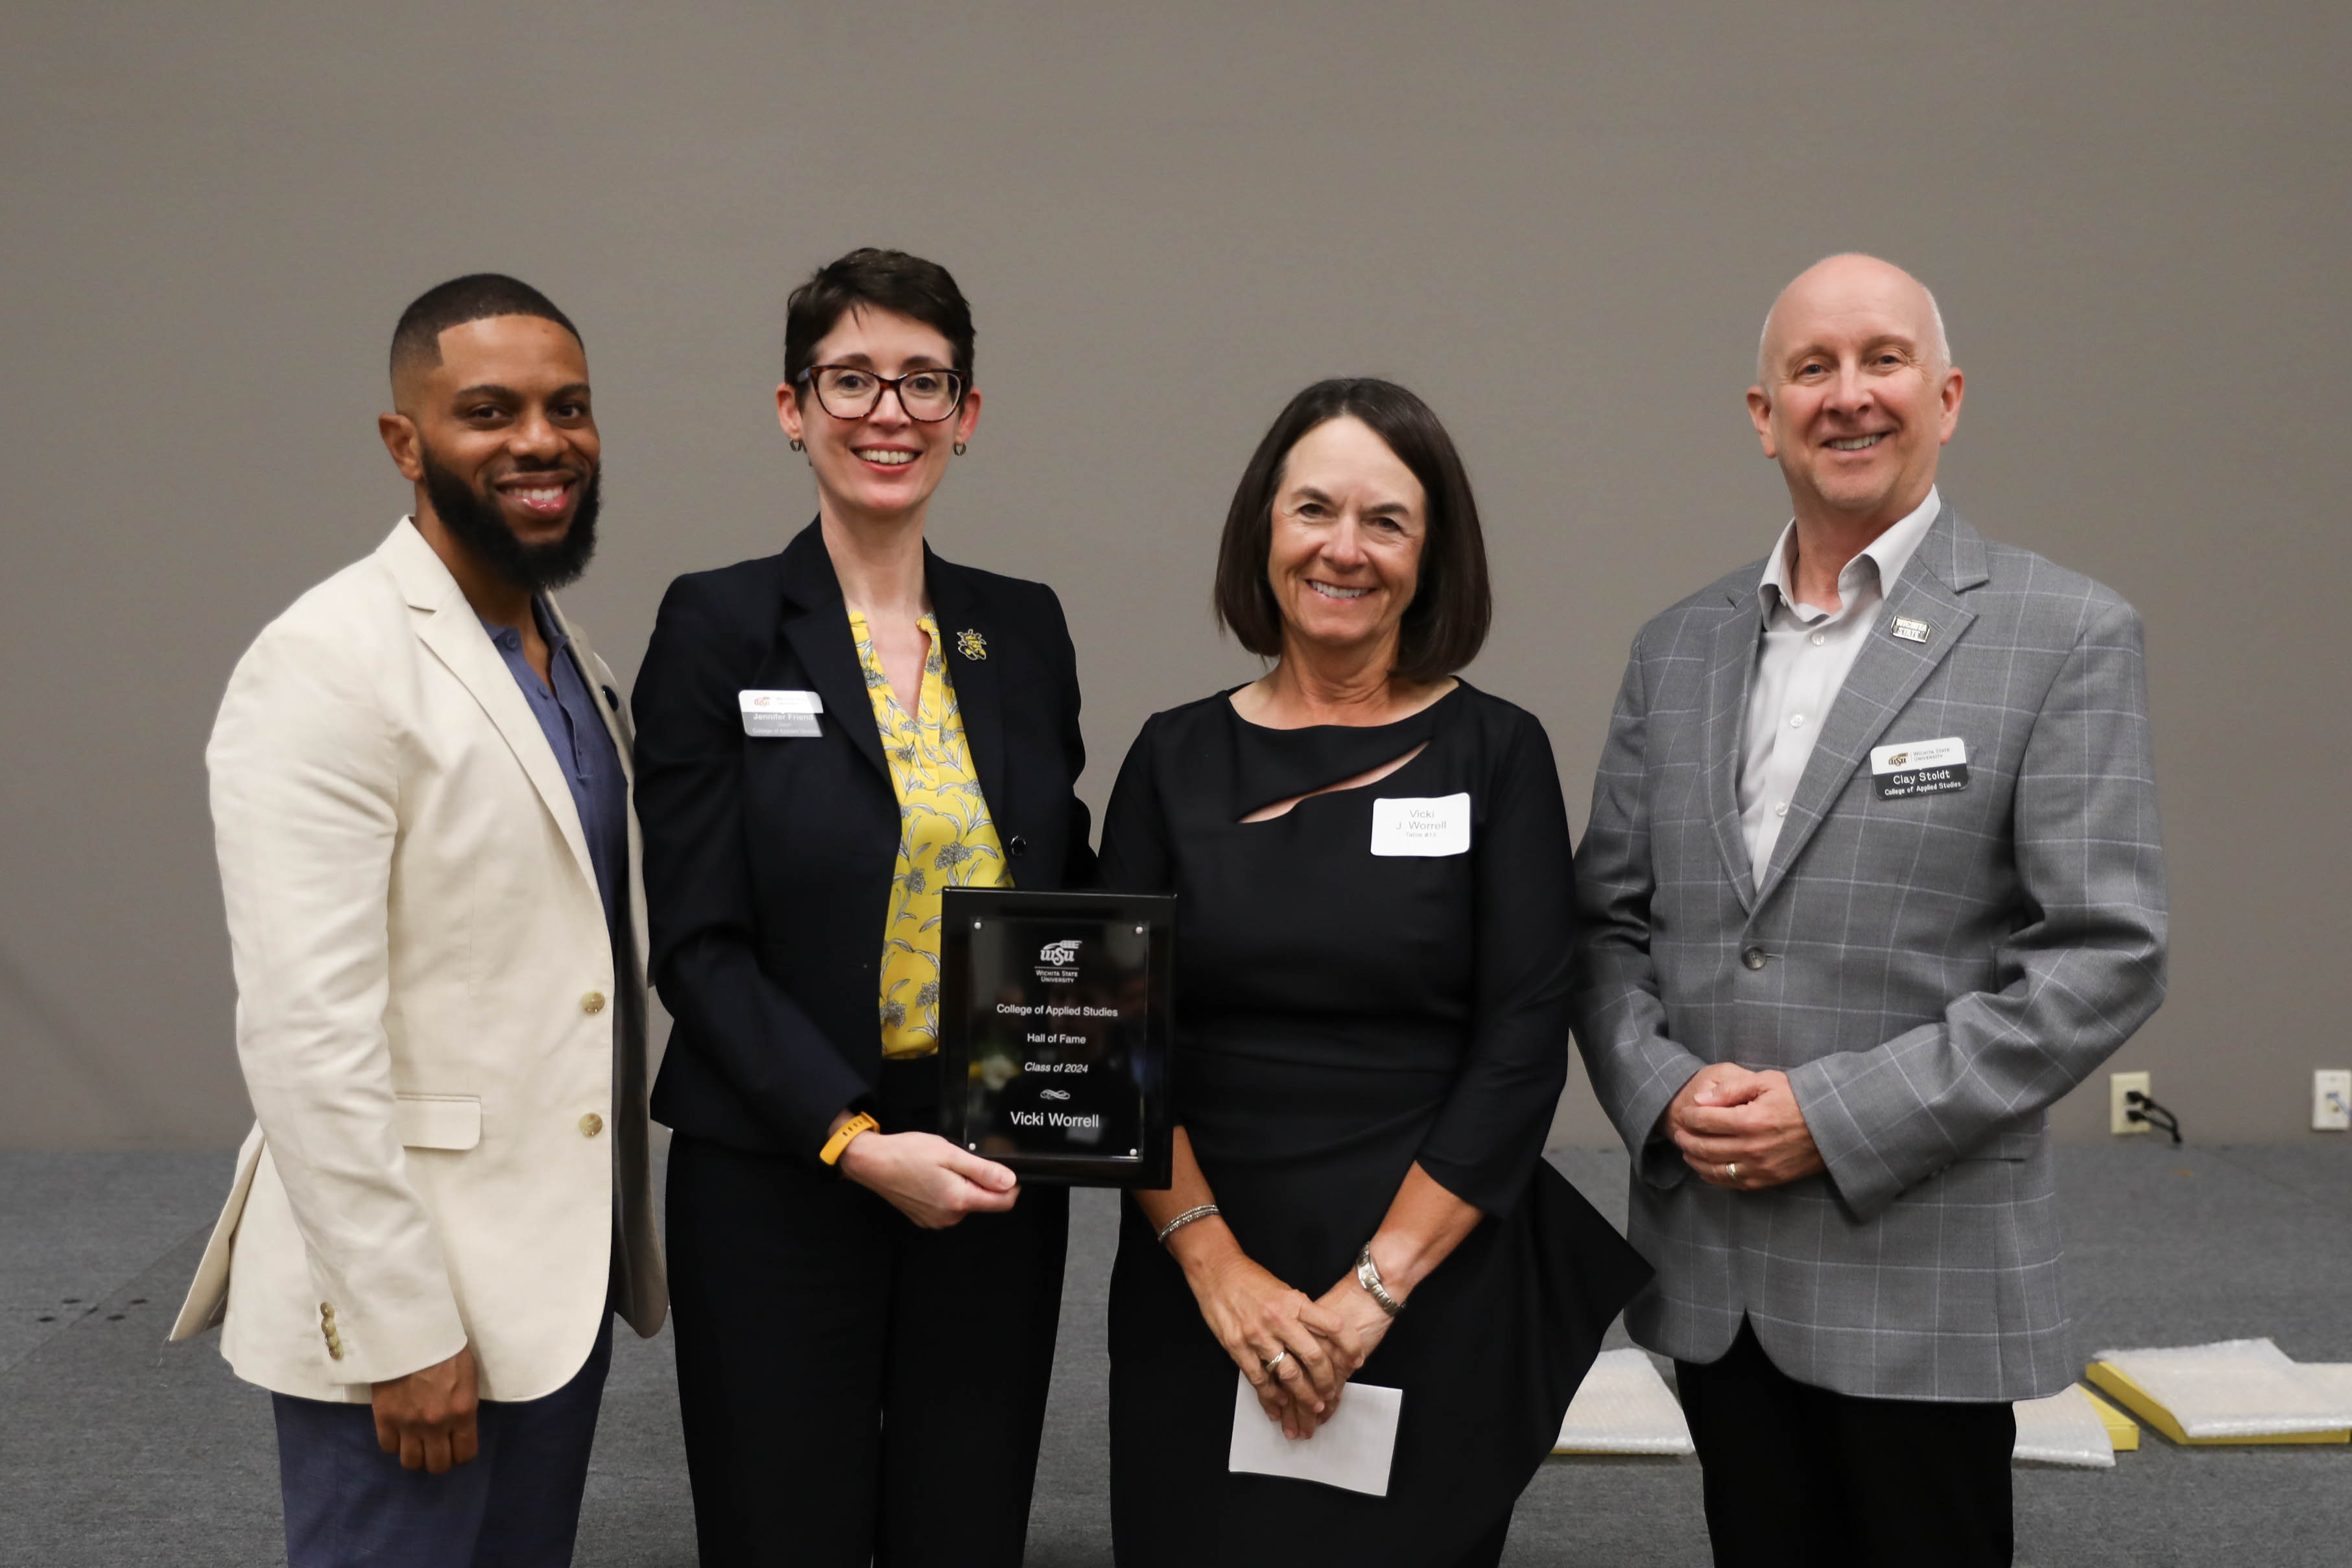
{"left": 632, "top": 249, "right": 1092, "bottom": 1568}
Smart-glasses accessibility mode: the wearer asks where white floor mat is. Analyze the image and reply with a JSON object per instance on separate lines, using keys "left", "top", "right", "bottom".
{"left": 2091, "top": 1338, "right": 2352, "bottom": 1439}
{"left": 2012, "top": 1384, "right": 2117, "bottom": 1467}
{"left": 1554, "top": 1348, "right": 1695, "bottom": 1455}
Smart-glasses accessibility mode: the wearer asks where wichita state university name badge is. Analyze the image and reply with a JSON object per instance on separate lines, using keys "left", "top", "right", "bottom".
{"left": 1870, "top": 736, "right": 1969, "bottom": 799}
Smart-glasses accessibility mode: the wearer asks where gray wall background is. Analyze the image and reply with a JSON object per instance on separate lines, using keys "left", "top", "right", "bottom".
{"left": 4, "top": 3, "right": 2346, "bottom": 1150}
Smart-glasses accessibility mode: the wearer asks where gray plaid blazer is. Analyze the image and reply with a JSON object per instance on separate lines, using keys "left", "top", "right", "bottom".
{"left": 1572, "top": 501, "right": 2166, "bottom": 1402}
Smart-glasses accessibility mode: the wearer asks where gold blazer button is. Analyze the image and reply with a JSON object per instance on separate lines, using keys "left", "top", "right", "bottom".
{"left": 581, "top": 991, "right": 607, "bottom": 1015}
{"left": 579, "top": 1112, "right": 605, "bottom": 1138}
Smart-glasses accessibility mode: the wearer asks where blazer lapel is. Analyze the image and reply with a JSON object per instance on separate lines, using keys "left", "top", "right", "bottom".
{"left": 776, "top": 521, "right": 890, "bottom": 784}
{"left": 926, "top": 552, "right": 1006, "bottom": 820}
{"left": 1753, "top": 505, "right": 1985, "bottom": 906}
{"left": 1704, "top": 590, "right": 1764, "bottom": 913}
{"left": 379, "top": 521, "right": 600, "bottom": 897}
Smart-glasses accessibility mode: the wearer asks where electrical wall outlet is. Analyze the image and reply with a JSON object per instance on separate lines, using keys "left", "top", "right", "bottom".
{"left": 2110, "top": 1071, "right": 2152, "bottom": 1135}
{"left": 2315, "top": 1070, "right": 2352, "bottom": 1132}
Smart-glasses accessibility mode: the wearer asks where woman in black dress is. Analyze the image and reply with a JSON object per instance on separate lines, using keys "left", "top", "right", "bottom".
{"left": 1102, "top": 379, "right": 1648, "bottom": 1566}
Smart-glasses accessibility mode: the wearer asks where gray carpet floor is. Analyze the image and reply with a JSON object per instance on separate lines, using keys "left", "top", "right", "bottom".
{"left": 4, "top": 1141, "right": 2348, "bottom": 1566}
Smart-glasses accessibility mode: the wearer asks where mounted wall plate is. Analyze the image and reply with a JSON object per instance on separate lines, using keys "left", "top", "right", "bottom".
{"left": 2110, "top": 1071, "right": 2152, "bottom": 1135}
{"left": 2314, "top": 1070, "right": 2351, "bottom": 1132}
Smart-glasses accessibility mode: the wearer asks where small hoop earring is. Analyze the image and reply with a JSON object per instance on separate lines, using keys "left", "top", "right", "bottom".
{"left": 953, "top": 442, "right": 968, "bottom": 457}
{"left": 789, "top": 438, "right": 805, "bottom": 452}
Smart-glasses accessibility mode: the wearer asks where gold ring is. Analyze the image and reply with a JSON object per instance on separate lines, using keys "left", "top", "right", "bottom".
{"left": 1262, "top": 1349, "right": 1289, "bottom": 1375}
{"left": 1724, "top": 1162, "right": 1740, "bottom": 1180}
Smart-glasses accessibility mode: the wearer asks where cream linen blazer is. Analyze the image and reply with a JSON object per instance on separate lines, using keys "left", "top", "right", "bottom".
{"left": 169, "top": 519, "right": 665, "bottom": 1403}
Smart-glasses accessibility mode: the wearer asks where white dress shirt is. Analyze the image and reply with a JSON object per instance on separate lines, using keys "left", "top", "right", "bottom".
{"left": 1737, "top": 488, "right": 1941, "bottom": 881}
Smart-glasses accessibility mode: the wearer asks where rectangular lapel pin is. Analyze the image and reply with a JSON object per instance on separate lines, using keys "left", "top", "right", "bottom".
{"left": 1890, "top": 616, "right": 1932, "bottom": 645}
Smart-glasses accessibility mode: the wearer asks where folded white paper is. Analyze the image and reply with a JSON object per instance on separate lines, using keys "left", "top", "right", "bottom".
{"left": 1554, "top": 1348, "right": 1695, "bottom": 1455}
{"left": 2091, "top": 1338, "right": 2352, "bottom": 1438}
{"left": 1228, "top": 1372, "right": 1401, "bottom": 1497}
{"left": 2295, "top": 1364, "right": 2352, "bottom": 1405}
{"left": 2011, "top": 1384, "right": 2117, "bottom": 1468}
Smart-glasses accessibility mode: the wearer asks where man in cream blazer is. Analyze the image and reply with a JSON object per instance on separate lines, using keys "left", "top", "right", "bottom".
{"left": 172, "top": 274, "right": 663, "bottom": 1568}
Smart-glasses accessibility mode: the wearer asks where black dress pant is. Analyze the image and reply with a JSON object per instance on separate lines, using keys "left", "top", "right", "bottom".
{"left": 1676, "top": 1320, "right": 2016, "bottom": 1568}
{"left": 666, "top": 1121, "right": 1069, "bottom": 1568}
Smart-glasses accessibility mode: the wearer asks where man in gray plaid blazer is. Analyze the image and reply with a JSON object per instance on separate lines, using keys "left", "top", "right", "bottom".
{"left": 1573, "top": 254, "right": 2167, "bottom": 1568}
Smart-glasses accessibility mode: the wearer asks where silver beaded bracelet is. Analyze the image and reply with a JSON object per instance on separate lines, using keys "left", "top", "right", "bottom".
{"left": 1156, "top": 1204, "right": 1221, "bottom": 1245}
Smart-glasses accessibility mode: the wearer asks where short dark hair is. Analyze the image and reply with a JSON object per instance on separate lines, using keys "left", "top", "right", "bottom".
{"left": 782, "top": 248, "right": 975, "bottom": 388}
{"left": 1213, "top": 378, "right": 1491, "bottom": 684}
{"left": 390, "top": 273, "right": 580, "bottom": 383}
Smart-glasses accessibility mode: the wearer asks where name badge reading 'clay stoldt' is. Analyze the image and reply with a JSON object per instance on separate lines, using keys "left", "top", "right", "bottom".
{"left": 1870, "top": 737, "right": 1969, "bottom": 800}
{"left": 1370, "top": 793, "right": 1471, "bottom": 857}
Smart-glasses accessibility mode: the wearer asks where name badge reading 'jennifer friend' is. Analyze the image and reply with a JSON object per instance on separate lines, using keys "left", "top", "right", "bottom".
{"left": 739, "top": 689, "right": 823, "bottom": 738}
{"left": 1870, "top": 737, "right": 1969, "bottom": 799}
{"left": 1370, "top": 793, "right": 1471, "bottom": 857}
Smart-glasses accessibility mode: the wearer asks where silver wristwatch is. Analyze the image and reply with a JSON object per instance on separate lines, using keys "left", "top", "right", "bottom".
{"left": 1354, "top": 1244, "right": 1404, "bottom": 1317}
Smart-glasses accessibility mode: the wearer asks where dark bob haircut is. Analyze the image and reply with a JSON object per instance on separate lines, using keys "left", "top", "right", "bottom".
{"left": 1213, "top": 378, "right": 1491, "bottom": 684}
{"left": 782, "top": 248, "right": 975, "bottom": 389}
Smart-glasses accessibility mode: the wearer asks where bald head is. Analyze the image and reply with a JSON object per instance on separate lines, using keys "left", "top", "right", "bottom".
{"left": 1756, "top": 254, "right": 1950, "bottom": 392}
{"left": 1744, "top": 252, "right": 1965, "bottom": 532}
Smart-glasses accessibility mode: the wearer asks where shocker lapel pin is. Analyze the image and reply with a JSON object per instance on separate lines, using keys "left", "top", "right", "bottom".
{"left": 955, "top": 628, "right": 988, "bottom": 660}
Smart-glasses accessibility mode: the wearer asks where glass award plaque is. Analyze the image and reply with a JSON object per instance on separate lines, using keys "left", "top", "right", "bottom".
{"left": 939, "top": 888, "right": 1174, "bottom": 1188}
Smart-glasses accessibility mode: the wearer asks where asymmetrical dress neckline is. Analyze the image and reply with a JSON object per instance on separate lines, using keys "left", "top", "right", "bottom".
{"left": 1218, "top": 684, "right": 1458, "bottom": 820}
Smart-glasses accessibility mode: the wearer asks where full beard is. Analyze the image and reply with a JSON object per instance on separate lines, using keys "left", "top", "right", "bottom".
{"left": 421, "top": 448, "right": 602, "bottom": 594}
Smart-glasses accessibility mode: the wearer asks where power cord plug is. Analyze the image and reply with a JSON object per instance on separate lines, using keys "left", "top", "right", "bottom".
{"left": 2125, "top": 1089, "right": 2183, "bottom": 1144}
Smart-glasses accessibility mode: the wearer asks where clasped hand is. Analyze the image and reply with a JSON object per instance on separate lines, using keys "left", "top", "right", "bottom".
{"left": 1187, "top": 1250, "right": 1396, "bottom": 1439}
{"left": 1663, "top": 1063, "right": 1827, "bottom": 1189}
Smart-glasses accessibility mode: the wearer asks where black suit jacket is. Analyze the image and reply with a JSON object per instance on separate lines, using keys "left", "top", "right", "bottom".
{"left": 632, "top": 520, "right": 1095, "bottom": 1158}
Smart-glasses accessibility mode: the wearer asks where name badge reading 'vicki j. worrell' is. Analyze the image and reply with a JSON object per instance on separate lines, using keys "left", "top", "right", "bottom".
{"left": 1870, "top": 737, "right": 1969, "bottom": 799}
{"left": 739, "top": 689, "right": 822, "bottom": 738}
{"left": 1370, "top": 793, "right": 1471, "bottom": 857}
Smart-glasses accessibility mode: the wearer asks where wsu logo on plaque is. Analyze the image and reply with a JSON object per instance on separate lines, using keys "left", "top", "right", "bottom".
{"left": 1036, "top": 938, "right": 1083, "bottom": 984}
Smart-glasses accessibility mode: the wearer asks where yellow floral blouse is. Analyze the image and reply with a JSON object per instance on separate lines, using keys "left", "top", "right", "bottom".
{"left": 849, "top": 610, "right": 1010, "bottom": 1059}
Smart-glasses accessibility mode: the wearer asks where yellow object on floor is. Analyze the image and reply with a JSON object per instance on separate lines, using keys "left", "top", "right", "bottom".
{"left": 2080, "top": 1388, "right": 2140, "bottom": 1452}
{"left": 2085, "top": 1361, "right": 2350, "bottom": 1447}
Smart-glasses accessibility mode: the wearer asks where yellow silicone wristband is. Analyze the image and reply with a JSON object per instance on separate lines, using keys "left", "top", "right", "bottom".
{"left": 818, "top": 1111, "right": 879, "bottom": 1167}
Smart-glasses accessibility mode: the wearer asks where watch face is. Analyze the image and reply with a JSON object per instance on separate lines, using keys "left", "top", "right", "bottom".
{"left": 1355, "top": 1250, "right": 1399, "bottom": 1313}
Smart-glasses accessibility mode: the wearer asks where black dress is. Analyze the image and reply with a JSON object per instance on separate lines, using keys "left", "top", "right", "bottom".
{"left": 1101, "top": 683, "right": 1650, "bottom": 1566}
